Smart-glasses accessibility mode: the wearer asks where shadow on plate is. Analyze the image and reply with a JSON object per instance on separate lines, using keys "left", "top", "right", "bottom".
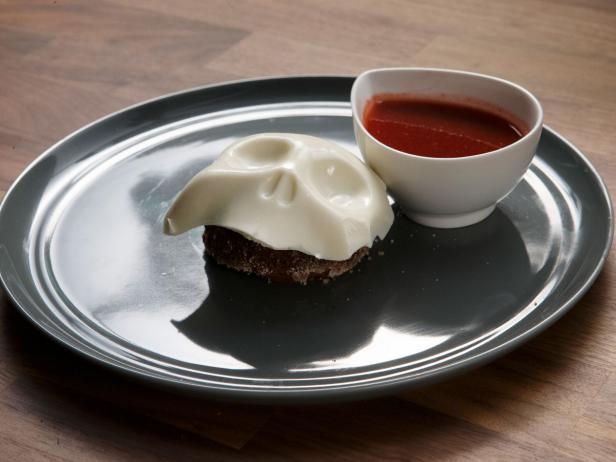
{"left": 173, "top": 206, "right": 537, "bottom": 372}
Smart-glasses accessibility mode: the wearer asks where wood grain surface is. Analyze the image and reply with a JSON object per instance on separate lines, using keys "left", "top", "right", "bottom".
{"left": 1, "top": 1, "right": 615, "bottom": 460}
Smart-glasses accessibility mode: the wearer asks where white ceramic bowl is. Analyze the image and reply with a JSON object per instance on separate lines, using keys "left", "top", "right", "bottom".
{"left": 351, "top": 68, "right": 543, "bottom": 228}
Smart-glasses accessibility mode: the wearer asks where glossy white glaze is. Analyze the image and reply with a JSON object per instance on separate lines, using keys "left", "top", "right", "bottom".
{"left": 164, "top": 133, "right": 394, "bottom": 260}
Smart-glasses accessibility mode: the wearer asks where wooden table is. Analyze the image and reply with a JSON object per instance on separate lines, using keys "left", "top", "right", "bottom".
{"left": 1, "top": 1, "right": 615, "bottom": 460}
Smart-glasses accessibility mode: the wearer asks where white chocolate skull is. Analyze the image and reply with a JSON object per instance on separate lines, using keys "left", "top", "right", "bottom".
{"left": 164, "top": 133, "right": 394, "bottom": 261}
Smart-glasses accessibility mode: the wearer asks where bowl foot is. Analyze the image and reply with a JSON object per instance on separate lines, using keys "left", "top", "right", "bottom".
{"left": 404, "top": 204, "right": 496, "bottom": 229}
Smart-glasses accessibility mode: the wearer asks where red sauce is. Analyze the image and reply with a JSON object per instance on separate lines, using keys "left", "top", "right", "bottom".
{"left": 363, "top": 94, "right": 528, "bottom": 158}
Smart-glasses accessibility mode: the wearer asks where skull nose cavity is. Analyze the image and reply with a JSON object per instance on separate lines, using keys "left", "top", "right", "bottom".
{"left": 261, "top": 171, "right": 297, "bottom": 206}
{"left": 231, "top": 136, "right": 294, "bottom": 168}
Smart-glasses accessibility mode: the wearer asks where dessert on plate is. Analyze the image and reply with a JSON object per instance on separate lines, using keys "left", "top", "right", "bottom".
{"left": 164, "top": 133, "right": 393, "bottom": 284}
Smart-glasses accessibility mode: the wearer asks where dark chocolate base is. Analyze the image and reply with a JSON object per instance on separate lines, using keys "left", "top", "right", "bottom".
{"left": 203, "top": 226, "right": 368, "bottom": 284}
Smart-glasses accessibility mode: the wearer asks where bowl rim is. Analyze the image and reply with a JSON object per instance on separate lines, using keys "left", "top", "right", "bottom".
{"left": 351, "top": 67, "right": 544, "bottom": 162}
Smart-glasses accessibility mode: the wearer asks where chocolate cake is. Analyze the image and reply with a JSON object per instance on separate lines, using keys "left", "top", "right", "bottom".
{"left": 203, "top": 226, "right": 369, "bottom": 284}
{"left": 164, "top": 134, "right": 394, "bottom": 285}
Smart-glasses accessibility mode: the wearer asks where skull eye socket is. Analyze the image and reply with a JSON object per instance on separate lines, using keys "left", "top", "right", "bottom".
{"left": 228, "top": 136, "right": 294, "bottom": 168}
{"left": 308, "top": 158, "right": 371, "bottom": 209}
